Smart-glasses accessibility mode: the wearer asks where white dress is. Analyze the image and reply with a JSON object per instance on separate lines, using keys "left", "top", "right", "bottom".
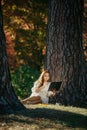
{"left": 30, "top": 81, "right": 51, "bottom": 104}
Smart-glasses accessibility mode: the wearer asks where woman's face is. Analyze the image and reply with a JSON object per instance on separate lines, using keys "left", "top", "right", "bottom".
{"left": 43, "top": 72, "right": 50, "bottom": 82}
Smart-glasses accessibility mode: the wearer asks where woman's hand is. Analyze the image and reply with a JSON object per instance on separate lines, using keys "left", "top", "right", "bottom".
{"left": 47, "top": 90, "right": 56, "bottom": 97}
{"left": 47, "top": 91, "right": 54, "bottom": 97}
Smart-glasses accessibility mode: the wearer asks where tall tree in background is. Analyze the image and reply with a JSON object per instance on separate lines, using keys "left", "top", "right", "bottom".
{"left": 46, "top": 0, "right": 87, "bottom": 107}
{"left": 0, "top": 0, "right": 25, "bottom": 114}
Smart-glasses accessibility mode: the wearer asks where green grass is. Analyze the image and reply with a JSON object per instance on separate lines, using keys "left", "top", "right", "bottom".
{"left": 0, "top": 104, "right": 87, "bottom": 130}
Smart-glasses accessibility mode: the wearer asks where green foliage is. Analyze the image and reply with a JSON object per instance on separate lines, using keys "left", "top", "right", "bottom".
{"left": 11, "top": 65, "right": 40, "bottom": 98}
{"left": 2, "top": 0, "right": 48, "bottom": 70}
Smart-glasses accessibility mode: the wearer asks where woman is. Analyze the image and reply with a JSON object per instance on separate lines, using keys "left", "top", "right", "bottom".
{"left": 22, "top": 70, "right": 54, "bottom": 104}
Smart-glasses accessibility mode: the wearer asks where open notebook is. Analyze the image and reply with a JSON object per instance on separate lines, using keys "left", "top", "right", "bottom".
{"left": 48, "top": 82, "right": 62, "bottom": 91}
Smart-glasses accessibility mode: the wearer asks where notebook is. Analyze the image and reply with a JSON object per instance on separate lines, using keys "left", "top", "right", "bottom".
{"left": 48, "top": 82, "right": 62, "bottom": 91}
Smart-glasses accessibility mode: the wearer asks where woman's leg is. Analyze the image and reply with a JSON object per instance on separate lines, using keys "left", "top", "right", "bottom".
{"left": 26, "top": 98, "right": 42, "bottom": 104}
{"left": 22, "top": 96, "right": 42, "bottom": 104}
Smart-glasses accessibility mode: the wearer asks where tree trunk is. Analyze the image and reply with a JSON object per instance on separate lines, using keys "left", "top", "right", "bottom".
{"left": 46, "top": 0, "right": 87, "bottom": 107}
{"left": 0, "top": 1, "right": 25, "bottom": 114}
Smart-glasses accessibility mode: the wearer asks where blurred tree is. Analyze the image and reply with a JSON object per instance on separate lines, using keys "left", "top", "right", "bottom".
{"left": 2, "top": 0, "right": 87, "bottom": 71}
{"left": 0, "top": 1, "right": 25, "bottom": 114}
{"left": 46, "top": 0, "right": 87, "bottom": 107}
{"left": 2, "top": 0, "right": 48, "bottom": 70}
{"left": 83, "top": 1, "right": 87, "bottom": 61}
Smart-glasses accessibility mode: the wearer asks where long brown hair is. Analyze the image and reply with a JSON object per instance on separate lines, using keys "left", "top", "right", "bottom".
{"left": 37, "top": 70, "right": 50, "bottom": 88}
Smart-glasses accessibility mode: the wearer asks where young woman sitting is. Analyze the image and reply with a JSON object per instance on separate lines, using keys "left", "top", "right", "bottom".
{"left": 22, "top": 70, "right": 54, "bottom": 104}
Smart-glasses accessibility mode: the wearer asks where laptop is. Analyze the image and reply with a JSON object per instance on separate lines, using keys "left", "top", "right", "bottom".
{"left": 48, "top": 82, "right": 62, "bottom": 91}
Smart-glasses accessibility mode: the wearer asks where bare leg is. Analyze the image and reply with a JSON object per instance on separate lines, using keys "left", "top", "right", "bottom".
{"left": 22, "top": 96, "right": 42, "bottom": 104}
{"left": 26, "top": 98, "right": 42, "bottom": 104}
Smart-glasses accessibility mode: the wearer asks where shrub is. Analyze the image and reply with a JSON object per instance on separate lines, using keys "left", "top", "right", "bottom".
{"left": 11, "top": 65, "right": 40, "bottom": 99}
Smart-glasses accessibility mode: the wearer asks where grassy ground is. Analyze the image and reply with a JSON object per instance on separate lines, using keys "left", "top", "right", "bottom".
{"left": 0, "top": 104, "right": 87, "bottom": 130}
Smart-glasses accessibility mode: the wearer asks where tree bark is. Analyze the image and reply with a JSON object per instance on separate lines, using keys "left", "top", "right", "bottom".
{"left": 46, "top": 0, "right": 87, "bottom": 107}
{"left": 0, "top": 1, "right": 25, "bottom": 114}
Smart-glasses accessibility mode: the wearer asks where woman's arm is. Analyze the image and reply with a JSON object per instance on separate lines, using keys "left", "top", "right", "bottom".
{"left": 32, "top": 71, "right": 45, "bottom": 93}
{"left": 31, "top": 81, "right": 39, "bottom": 92}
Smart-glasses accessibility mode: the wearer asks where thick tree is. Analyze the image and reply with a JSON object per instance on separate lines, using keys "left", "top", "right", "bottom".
{"left": 0, "top": 0, "right": 25, "bottom": 114}
{"left": 46, "top": 0, "right": 87, "bottom": 107}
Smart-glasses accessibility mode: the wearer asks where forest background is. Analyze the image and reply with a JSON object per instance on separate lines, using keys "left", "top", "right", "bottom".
{"left": 2, "top": 0, "right": 87, "bottom": 99}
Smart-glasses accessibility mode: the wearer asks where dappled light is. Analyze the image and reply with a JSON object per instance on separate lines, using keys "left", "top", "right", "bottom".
{"left": 0, "top": 105, "right": 87, "bottom": 129}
